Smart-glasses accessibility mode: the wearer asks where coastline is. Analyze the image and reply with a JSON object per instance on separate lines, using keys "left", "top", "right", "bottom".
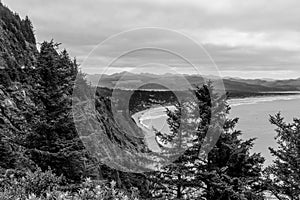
{"left": 132, "top": 94, "right": 300, "bottom": 167}
{"left": 133, "top": 93, "right": 300, "bottom": 125}
{"left": 131, "top": 107, "right": 161, "bottom": 152}
{"left": 228, "top": 93, "right": 300, "bottom": 107}
{"left": 132, "top": 105, "right": 175, "bottom": 152}
{"left": 132, "top": 105, "right": 175, "bottom": 129}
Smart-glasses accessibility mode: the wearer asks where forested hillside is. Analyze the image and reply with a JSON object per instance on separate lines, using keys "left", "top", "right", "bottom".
{"left": 0, "top": 2, "right": 298, "bottom": 200}
{"left": 0, "top": 1, "right": 146, "bottom": 193}
{"left": 0, "top": 1, "right": 38, "bottom": 172}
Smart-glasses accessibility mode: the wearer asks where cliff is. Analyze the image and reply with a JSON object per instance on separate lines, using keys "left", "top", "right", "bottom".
{"left": 0, "top": 2, "right": 38, "bottom": 171}
{"left": 0, "top": 2, "right": 143, "bottom": 181}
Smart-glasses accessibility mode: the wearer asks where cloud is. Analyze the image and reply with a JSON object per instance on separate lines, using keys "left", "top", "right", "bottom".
{"left": 4, "top": 0, "right": 300, "bottom": 78}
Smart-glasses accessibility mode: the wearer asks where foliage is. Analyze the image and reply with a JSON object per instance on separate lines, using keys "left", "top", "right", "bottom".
{"left": 22, "top": 41, "right": 87, "bottom": 182}
{"left": 0, "top": 2, "right": 37, "bottom": 87}
{"left": 264, "top": 113, "right": 300, "bottom": 200}
{"left": 0, "top": 168, "right": 62, "bottom": 199}
{"left": 0, "top": 168, "right": 140, "bottom": 200}
{"left": 3, "top": 3, "right": 297, "bottom": 199}
{"left": 149, "top": 83, "right": 265, "bottom": 199}
{"left": 0, "top": 2, "right": 35, "bottom": 44}
{"left": 0, "top": 135, "right": 16, "bottom": 169}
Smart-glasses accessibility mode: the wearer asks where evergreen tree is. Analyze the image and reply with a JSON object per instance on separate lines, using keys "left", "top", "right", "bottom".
{"left": 264, "top": 113, "right": 300, "bottom": 200}
{"left": 21, "top": 16, "right": 36, "bottom": 44}
{"left": 150, "top": 83, "right": 265, "bottom": 199}
{"left": 25, "top": 41, "right": 85, "bottom": 182}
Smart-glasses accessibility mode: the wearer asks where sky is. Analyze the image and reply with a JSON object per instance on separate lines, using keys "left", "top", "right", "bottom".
{"left": 4, "top": 0, "right": 300, "bottom": 79}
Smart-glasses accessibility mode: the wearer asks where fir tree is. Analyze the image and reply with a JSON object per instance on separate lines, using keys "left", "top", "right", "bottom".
{"left": 21, "top": 16, "right": 36, "bottom": 44}
{"left": 264, "top": 113, "right": 300, "bottom": 200}
{"left": 25, "top": 41, "right": 85, "bottom": 182}
{"left": 150, "top": 83, "right": 265, "bottom": 200}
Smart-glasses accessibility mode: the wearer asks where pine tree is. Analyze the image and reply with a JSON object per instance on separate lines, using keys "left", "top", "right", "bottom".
{"left": 264, "top": 113, "right": 300, "bottom": 200}
{"left": 25, "top": 41, "right": 85, "bottom": 182}
{"left": 21, "top": 16, "right": 36, "bottom": 44}
{"left": 150, "top": 83, "right": 265, "bottom": 199}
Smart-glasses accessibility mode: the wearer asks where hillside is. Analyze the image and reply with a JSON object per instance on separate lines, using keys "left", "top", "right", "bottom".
{"left": 87, "top": 72, "right": 300, "bottom": 97}
{"left": 0, "top": 2, "right": 39, "bottom": 172}
{"left": 0, "top": 2, "right": 37, "bottom": 86}
{"left": 0, "top": 2, "right": 144, "bottom": 182}
{"left": 228, "top": 77, "right": 300, "bottom": 91}
{"left": 0, "top": 2, "right": 291, "bottom": 199}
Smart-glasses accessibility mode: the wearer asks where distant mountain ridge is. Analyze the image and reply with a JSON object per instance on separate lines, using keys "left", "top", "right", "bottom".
{"left": 86, "top": 72, "right": 300, "bottom": 93}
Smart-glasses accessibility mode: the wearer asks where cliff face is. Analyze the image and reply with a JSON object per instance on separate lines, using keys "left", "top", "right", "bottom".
{"left": 0, "top": 2, "right": 38, "bottom": 171}
{"left": 0, "top": 83, "right": 34, "bottom": 138}
{"left": 0, "top": 2, "right": 142, "bottom": 177}
{"left": 0, "top": 83, "right": 36, "bottom": 171}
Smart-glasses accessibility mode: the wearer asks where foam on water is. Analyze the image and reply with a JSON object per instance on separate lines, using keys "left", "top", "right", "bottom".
{"left": 228, "top": 94, "right": 300, "bottom": 107}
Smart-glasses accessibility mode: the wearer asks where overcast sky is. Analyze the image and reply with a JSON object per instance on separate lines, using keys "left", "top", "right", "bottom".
{"left": 4, "top": 0, "right": 300, "bottom": 79}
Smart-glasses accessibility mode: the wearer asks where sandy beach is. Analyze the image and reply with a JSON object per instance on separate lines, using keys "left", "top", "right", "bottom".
{"left": 132, "top": 105, "right": 175, "bottom": 152}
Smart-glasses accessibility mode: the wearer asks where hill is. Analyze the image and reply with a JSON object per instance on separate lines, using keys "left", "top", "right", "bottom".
{"left": 0, "top": 2, "right": 144, "bottom": 183}
{"left": 87, "top": 72, "right": 300, "bottom": 97}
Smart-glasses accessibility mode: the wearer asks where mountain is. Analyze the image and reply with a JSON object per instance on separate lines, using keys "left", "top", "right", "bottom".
{"left": 87, "top": 72, "right": 300, "bottom": 94}
{"left": 227, "top": 77, "right": 300, "bottom": 90}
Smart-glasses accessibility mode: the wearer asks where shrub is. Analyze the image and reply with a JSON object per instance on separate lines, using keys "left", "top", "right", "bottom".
{"left": 0, "top": 169, "right": 140, "bottom": 200}
{"left": 0, "top": 168, "right": 62, "bottom": 199}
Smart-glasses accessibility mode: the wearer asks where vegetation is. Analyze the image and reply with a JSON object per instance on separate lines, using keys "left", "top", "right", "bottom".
{"left": 0, "top": 2, "right": 299, "bottom": 200}
{"left": 0, "top": 168, "right": 140, "bottom": 200}
{"left": 0, "top": 1, "right": 37, "bottom": 87}
{"left": 264, "top": 114, "right": 300, "bottom": 199}
{"left": 149, "top": 84, "right": 265, "bottom": 199}
{"left": 21, "top": 41, "right": 88, "bottom": 182}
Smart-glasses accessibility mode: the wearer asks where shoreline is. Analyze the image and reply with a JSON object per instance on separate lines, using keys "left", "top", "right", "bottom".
{"left": 133, "top": 93, "right": 300, "bottom": 122}
{"left": 132, "top": 105, "right": 175, "bottom": 129}
{"left": 132, "top": 93, "right": 300, "bottom": 133}
{"left": 228, "top": 93, "right": 300, "bottom": 107}
{"left": 227, "top": 91, "right": 300, "bottom": 99}
{"left": 131, "top": 105, "right": 175, "bottom": 153}
{"left": 132, "top": 95, "right": 300, "bottom": 167}
{"left": 132, "top": 108, "right": 161, "bottom": 152}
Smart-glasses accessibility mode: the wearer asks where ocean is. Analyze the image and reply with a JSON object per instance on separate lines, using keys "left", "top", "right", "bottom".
{"left": 134, "top": 94, "right": 300, "bottom": 166}
{"left": 228, "top": 94, "right": 300, "bottom": 166}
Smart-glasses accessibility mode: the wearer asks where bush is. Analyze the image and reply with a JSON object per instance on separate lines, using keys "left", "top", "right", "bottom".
{"left": 0, "top": 168, "right": 62, "bottom": 199}
{"left": 0, "top": 168, "right": 140, "bottom": 200}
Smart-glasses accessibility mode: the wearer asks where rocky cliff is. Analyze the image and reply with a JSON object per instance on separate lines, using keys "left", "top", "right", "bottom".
{"left": 0, "top": 2, "right": 38, "bottom": 171}
{"left": 0, "top": 2, "right": 143, "bottom": 179}
{"left": 0, "top": 83, "right": 36, "bottom": 171}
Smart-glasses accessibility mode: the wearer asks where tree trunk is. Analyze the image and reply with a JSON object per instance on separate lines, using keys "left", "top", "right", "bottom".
{"left": 177, "top": 174, "right": 182, "bottom": 199}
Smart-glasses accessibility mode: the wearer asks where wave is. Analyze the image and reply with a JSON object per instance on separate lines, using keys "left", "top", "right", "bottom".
{"left": 228, "top": 94, "right": 300, "bottom": 107}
